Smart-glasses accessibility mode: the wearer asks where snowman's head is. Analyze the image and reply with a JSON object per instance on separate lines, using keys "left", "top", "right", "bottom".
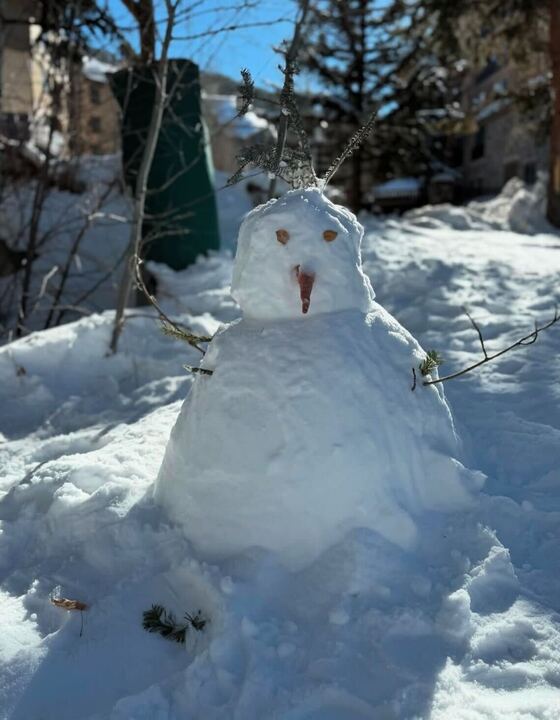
{"left": 231, "top": 188, "right": 375, "bottom": 320}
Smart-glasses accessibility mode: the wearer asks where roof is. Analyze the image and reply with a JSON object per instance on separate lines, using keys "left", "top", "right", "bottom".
{"left": 373, "top": 177, "right": 422, "bottom": 199}
{"left": 204, "top": 94, "right": 270, "bottom": 139}
{"left": 82, "top": 56, "right": 119, "bottom": 84}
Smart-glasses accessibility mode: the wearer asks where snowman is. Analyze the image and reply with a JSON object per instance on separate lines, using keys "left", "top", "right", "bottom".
{"left": 154, "top": 188, "right": 483, "bottom": 570}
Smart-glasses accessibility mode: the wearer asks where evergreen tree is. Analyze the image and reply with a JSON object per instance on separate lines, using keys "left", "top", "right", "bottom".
{"left": 36, "top": 1, "right": 125, "bottom": 56}
{"left": 302, "top": 0, "right": 382, "bottom": 210}
{"left": 302, "top": 0, "right": 464, "bottom": 210}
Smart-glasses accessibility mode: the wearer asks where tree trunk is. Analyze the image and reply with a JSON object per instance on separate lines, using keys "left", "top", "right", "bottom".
{"left": 120, "top": 0, "right": 155, "bottom": 63}
{"left": 268, "top": 0, "right": 311, "bottom": 200}
{"left": 547, "top": 0, "right": 560, "bottom": 227}
{"left": 349, "top": 149, "right": 362, "bottom": 213}
{"left": 347, "top": 0, "right": 367, "bottom": 214}
{"left": 16, "top": 83, "right": 61, "bottom": 336}
{"left": 108, "top": 60, "right": 169, "bottom": 354}
{"left": 109, "top": 0, "right": 176, "bottom": 354}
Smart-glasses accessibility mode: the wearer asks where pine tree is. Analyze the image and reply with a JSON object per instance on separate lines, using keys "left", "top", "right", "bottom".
{"left": 302, "top": 0, "right": 382, "bottom": 211}
{"left": 302, "top": 0, "right": 465, "bottom": 210}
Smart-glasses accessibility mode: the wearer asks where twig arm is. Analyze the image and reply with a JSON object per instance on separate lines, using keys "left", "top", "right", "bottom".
{"left": 268, "top": 0, "right": 311, "bottom": 199}
{"left": 423, "top": 307, "right": 560, "bottom": 387}
{"left": 464, "top": 307, "right": 488, "bottom": 359}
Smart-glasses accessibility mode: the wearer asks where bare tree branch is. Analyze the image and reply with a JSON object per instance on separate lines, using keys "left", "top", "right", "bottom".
{"left": 109, "top": 1, "right": 211, "bottom": 355}
{"left": 44, "top": 180, "right": 119, "bottom": 329}
{"left": 172, "top": 17, "right": 288, "bottom": 41}
{"left": 321, "top": 110, "right": 377, "bottom": 190}
{"left": 268, "top": 0, "right": 311, "bottom": 199}
{"left": 464, "top": 307, "right": 488, "bottom": 359}
{"left": 422, "top": 307, "right": 560, "bottom": 388}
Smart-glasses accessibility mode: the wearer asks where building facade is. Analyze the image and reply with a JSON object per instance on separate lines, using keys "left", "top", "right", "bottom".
{"left": 0, "top": 1, "right": 121, "bottom": 158}
{"left": 460, "top": 58, "right": 549, "bottom": 195}
{"left": 0, "top": 0, "right": 37, "bottom": 140}
{"left": 68, "top": 59, "right": 121, "bottom": 157}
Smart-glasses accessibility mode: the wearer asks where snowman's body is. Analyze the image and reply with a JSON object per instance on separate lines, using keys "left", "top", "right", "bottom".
{"left": 155, "top": 189, "right": 482, "bottom": 569}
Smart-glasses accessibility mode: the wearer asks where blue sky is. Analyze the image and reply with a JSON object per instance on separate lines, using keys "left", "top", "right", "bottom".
{"left": 106, "top": 0, "right": 298, "bottom": 89}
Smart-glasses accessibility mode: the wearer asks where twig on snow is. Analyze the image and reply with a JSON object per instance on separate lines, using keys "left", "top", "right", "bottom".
{"left": 421, "top": 306, "right": 560, "bottom": 388}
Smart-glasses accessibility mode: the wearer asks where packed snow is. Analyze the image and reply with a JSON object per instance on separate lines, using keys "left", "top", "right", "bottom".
{"left": 373, "top": 177, "right": 422, "bottom": 199}
{"left": 231, "top": 189, "right": 375, "bottom": 319}
{"left": 82, "top": 56, "right": 120, "bottom": 83}
{"left": 156, "top": 189, "right": 482, "bottom": 569}
{"left": 1, "top": 178, "right": 560, "bottom": 719}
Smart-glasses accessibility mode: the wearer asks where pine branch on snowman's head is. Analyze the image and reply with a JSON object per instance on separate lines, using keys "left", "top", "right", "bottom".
{"left": 228, "top": 69, "right": 377, "bottom": 321}
{"left": 228, "top": 67, "right": 376, "bottom": 194}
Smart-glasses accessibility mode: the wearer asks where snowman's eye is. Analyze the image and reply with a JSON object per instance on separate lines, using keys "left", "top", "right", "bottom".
{"left": 323, "top": 230, "right": 338, "bottom": 242}
{"left": 276, "top": 229, "right": 289, "bottom": 245}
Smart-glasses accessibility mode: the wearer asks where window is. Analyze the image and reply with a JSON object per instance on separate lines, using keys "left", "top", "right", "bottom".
{"left": 89, "top": 115, "right": 102, "bottom": 133}
{"left": 90, "top": 83, "right": 101, "bottom": 105}
{"left": 524, "top": 162, "right": 536, "bottom": 185}
{"left": 471, "top": 126, "right": 485, "bottom": 160}
{"left": 504, "top": 161, "right": 520, "bottom": 182}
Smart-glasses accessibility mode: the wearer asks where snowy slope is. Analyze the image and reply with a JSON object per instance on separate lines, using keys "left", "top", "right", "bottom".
{"left": 1, "top": 185, "right": 560, "bottom": 719}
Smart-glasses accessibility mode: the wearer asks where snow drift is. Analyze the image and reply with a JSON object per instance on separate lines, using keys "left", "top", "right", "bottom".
{"left": 405, "top": 175, "right": 552, "bottom": 235}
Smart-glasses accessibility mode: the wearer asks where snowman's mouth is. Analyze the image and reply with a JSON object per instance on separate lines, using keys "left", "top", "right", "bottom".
{"left": 294, "top": 265, "right": 315, "bottom": 315}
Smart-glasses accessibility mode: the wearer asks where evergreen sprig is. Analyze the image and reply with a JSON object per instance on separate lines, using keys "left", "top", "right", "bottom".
{"left": 419, "top": 349, "right": 444, "bottom": 376}
{"left": 183, "top": 364, "right": 214, "bottom": 376}
{"left": 160, "top": 319, "right": 212, "bottom": 347}
{"left": 237, "top": 68, "right": 255, "bottom": 116}
{"left": 227, "top": 143, "right": 316, "bottom": 189}
{"left": 320, "top": 110, "right": 377, "bottom": 189}
{"left": 142, "top": 604, "right": 207, "bottom": 644}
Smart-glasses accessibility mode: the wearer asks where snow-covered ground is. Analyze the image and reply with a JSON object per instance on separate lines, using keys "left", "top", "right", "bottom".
{"left": 0, "top": 181, "right": 559, "bottom": 719}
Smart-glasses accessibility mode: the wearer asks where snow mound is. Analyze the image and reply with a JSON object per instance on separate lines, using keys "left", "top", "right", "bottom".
{"left": 155, "top": 306, "right": 483, "bottom": 569}
{"left": 405, "top": 175, "right": 553, "bottom": 235}
{"left": 155, "top": 189, "right": 483, "bottom": 569}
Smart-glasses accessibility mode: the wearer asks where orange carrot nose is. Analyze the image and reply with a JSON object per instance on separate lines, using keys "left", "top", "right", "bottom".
{"left": 295, "top": 265, "right": 315, "bottom": 314}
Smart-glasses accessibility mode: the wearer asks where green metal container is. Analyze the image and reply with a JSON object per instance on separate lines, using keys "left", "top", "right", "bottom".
{"left": 111, "top": 59, "right": 220, "bottom": 270}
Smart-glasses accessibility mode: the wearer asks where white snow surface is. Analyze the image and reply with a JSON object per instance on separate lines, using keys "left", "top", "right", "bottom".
{"left": 1, "top": 180, "right": 560, "bottom": 718}
{"left": 232, "top": 189, "right": 375, "bottom": 319}
{"left": 405, "top": 175, "right": 552, "bottom": 235}
{"left": 82, "top": 56, "right": 119, "bottom": 83}
{"left": 156, "top": 189, "right": 481, "bottom": 568}
{"left": 374, "top": 177, "right": 422, "bottom": 199}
